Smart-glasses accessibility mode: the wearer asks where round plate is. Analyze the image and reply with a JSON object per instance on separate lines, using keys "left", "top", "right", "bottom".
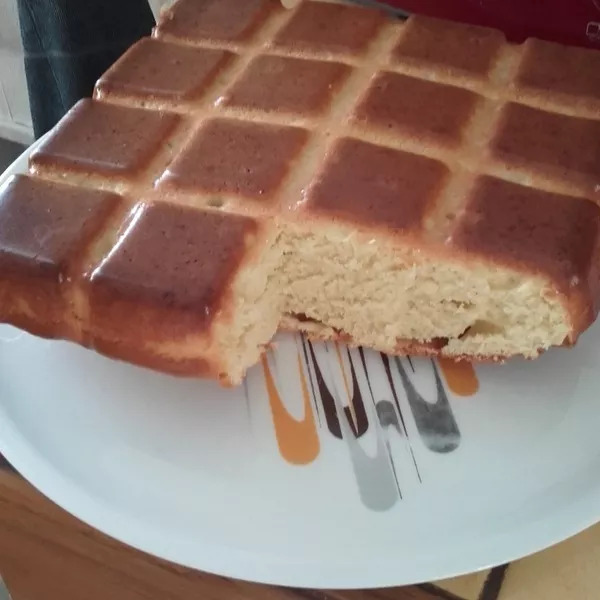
{"left": 2, "top": 144, "right": 600, "bottom": 589}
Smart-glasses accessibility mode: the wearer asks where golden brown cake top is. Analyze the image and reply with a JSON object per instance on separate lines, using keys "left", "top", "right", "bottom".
{"left": 1, "top": 0, "right": 599, "bottom": 328}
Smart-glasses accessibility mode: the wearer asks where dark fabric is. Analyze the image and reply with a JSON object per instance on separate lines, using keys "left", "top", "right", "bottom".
{"left": 0, "top": 452, "right": 16, "bottom": 473}
{"left": 17, "top": 0, "right": 155, "bottom": 139}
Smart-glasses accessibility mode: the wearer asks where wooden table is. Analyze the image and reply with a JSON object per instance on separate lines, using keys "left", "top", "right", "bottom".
{"left": 0, "top": 464, "right": 499, "bottom": 600}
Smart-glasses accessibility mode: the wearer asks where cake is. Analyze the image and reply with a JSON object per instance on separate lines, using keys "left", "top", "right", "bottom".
{"left": 0, "top": 0, "right": 599, "bottom": 384}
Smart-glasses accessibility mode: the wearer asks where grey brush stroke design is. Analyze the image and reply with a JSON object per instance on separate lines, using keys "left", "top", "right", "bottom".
{"left": 393, "top": 357, "right": 461, "bottom": 453}
{"left": 376, "top": 400, "right": 403, "bottom": 435}
{"left": 332, "top": 390, "right": 400, "bottom": 511}
{"left": 357, "top": 348, "right": 402, "bottom": 499}
{"left": 243, "top": 378, "right": 253, "bottom": 425}
{"left": 323, "top": 348, "right": 400, "bottom": 512}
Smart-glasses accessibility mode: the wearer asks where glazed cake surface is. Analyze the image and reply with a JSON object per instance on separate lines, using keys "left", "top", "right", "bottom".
{"left": 1, "top": 0, "right": 599, "bottom": 383}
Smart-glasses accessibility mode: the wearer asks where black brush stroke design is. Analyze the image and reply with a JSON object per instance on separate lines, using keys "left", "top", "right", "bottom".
{"left": 392, "top": 356, "right": 461, "bottom": 453}
{"left": 307, "top": 340, "right": 368, "bottom": 439}
{"left": 307, "top": 339, "right": 339, "bottom": 435}
{"left": 480, "top": 564, "right": 510, "bottom": 600}
{"left": 385, "top": 436, "right": 402, "bottom": 500}
{"left": 344, "top": 346, "right": 369, "bottom": 437}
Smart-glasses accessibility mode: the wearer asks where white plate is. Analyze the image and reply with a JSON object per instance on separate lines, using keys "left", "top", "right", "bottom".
{"left": 2, "top": 143, "right": 600, "bottom": 589}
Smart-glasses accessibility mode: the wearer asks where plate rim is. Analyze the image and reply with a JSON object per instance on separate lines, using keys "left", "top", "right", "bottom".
{"left": 2, "top": 409, "right": 600, "bottom": 589}
{"left": 2, "top": 139, "right": 600, "bottom": 588}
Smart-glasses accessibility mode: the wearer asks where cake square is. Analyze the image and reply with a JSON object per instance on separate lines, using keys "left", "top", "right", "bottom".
{"left": 0, "top": 175, "right": 122, "bottom": 275}
{"left": 162, "top": 118, "right": 309, "bottom": 202}
{"left": 489, "top": 102, "right": 600, "bottom": 196}
{"left": 450, "top": 176, "right": 600, "bottom": 287}
{"left": 156, "top": 0, "right": 275, "bottom": 44}
{"left": 272, "top": 1, "right": 386, "bottom": 57}
{"left": 30, "top": 99, "right": 180, "bottom": 177}
{"left": 392, "top": 15, "right": 504, "bottom": 79}
{"left": 221, "top": 54, "right": 350, "bottom": 116}
{"left": 513, "top": 38, "right": 600, "bottom": 108}
{"left": 305, "top": 137, "right": 449, "bottom": 232}
{"left": 96, "top": 38, "right": 235, "bottom": 102}
{"left": 88, "top": 201, "right": 259, "bottom": 339}
{"left": 352, "top": 71, "right": 480, "bottom": 148}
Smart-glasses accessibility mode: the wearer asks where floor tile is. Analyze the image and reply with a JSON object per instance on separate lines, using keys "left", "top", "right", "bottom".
{"left": 500, "top": 524, "right": 600, "bottom": 600}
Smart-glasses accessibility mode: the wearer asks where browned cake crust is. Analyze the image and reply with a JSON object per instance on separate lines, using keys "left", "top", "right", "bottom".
{"left": 86, "top": 201, "right": 265, "bottom": 377}
{"left": 1, "top": 0, "right": 600, "bottom": 383}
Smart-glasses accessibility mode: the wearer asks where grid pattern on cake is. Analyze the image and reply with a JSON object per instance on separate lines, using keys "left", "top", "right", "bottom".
{"left": 3, "top": 0, "right": 600, "bottom": 329}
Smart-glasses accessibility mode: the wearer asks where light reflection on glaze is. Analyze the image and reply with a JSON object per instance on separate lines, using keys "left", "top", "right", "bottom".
{"left": 88, "top": 203, "right": 145, "bottom": 281}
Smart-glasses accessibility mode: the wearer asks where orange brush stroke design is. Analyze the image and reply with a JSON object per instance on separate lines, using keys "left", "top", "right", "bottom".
{"left": 262, "top": 353, "right": 320, "bottom": 465}
{"left": 438, "top": 358, "right": 479, "bottom": 396}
